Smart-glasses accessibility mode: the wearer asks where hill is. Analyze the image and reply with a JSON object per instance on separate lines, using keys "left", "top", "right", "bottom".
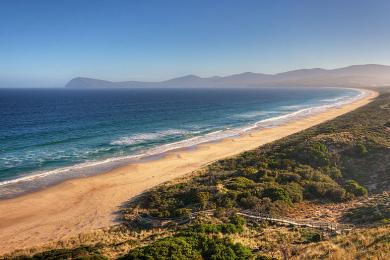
{"left": 65, "top": 64, "right": 390, "bottom": 88}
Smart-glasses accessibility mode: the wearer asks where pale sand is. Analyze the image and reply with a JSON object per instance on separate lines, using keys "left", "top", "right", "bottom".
{"left": 0, "top": 89, "right": 378, "bottom": 255}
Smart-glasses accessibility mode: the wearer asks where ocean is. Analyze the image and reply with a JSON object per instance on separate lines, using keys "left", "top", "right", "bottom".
{"left": 0, "top": 87, "right": 363, "bottom": 198}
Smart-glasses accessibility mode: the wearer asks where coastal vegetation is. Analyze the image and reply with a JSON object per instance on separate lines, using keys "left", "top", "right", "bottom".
{"left": 4, "top": 89, "right": 390, "bottom": 259}
{"left": 119, "top": 233, "right": 253, "bottom": 260}
{"left": 128, "top": 92, "right": 390, "bottom": 220}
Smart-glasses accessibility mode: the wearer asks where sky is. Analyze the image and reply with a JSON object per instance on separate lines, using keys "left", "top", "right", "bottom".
{"left": 1, "top": 0, "right": 390, "bottom": 87}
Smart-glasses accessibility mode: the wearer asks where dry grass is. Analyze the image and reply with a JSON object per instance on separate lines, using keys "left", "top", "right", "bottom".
{"left": 292, "top": 226, "right": 390, "bottom": 260}
{"left": 2, "top": 224, "right": 174, "bottom": 259}
{"left": 285, "top": 193, "right": 388, "bottom": 223}
{"left": 5, "top": 212, "right": 389, "bottom": 259}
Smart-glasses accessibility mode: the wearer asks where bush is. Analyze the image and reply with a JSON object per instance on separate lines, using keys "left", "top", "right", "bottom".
{"left": 324, "top": 166, "right": 343, "bottom": 179}
{"left": 189, "top": 224, "right": 222, "bottom": 234}
{"left": 345, "top": 179, "right": 368, "bottom": 197}
{"left": 239, "top": 195, "right": 262, "bottom": 209}
{"left": 294, "top": 165, "right": 316, "bottom": 180}
{"left": 226, "top": 177, "right": 255, "bottom": 190}
{"left": 120, "top": 234, "right": 253, "bottom": 260}
{"left": 296, "top": 142, "right": 331, "bottom": 167}
{"left": 325, "top": 186, "right": 348, "bottom": 202}
{"left": 356, "top": 144, "right": 368, "bottom": 156}
{"left": 304, "top": 182, "right": 346, "bottom": 202}
{"left": 174, "top": 208, "right": 193, "bottom": 217}
{"left": 262, "top": 187, "right": 292, "bottom": 203}
{"left": 242, "top": 166, "right": 258, "bottom": 176}
{"left": 299, "top": 228, "right": 322, "bottom": 243}
{"left": 120, "top": 236, "right": 201, "bottom": 259}
{"left": 280, "top": 159, "right": 297, "bottom": 170}
{"left": 188, "top": 215, "right": 245, "bottom": 234}
{"left": 196, "top": 192, "right": 211, "bottom": 209}
{"left": 221, "top": 223, "right": 242, "bottom": 234}
{"left": 216, "top": 191, "right": 238, "bottom": 208}
{"left": 284, "top": 182, "right": 303, "bottom": 203}
{"left": 229, "top": 214, "right": 246, "bottom": 227}
{"left": 277, "top": 172, "right": 301, "bottom": 184}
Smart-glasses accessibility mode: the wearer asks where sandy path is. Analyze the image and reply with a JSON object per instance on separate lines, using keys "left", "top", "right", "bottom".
{"left": 0, "top": 89, "right": 378, "bottom": 255}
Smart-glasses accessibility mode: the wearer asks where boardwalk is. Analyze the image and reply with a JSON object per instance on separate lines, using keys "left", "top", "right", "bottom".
{"left": 136, "top": 209, "right": 353, "bottom": 232}
{"left": 237, "top": 211, "right": 353, "bottom": 232}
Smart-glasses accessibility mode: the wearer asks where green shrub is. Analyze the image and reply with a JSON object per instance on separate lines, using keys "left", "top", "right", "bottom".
{"left": 174, "top": 208, "right": 193, "bottom": 217}
{"left": 325, "top": 186, "right": 348, "bottom": 202}
{"left": 149, "top": 209, "right": 172, "bottom": 218}
{"left": 226, "top": 177, "right": 255, "bottom": 190}
{"left": 299, "top": 228, "right": 322, "bottom": 243}
{"left": 229, "top": 214, "right": 246, "bottom": 227}
{"left": 196, "top": 192, "right": 211, "bottom": 209}
{"left": 284, "top": 182, "right": 303, "bottom": 203}
{"left": 345, "top": 180, "right": 368, "bottom": 197}
{"left": 188, "top": 215, "right": 244, "bottom": 235}
{"left": 304, "top": 182, "right": 346, "bottom": 202}
{"left": 239, "top": 195, "right": 262, "bottom": 209}
{"left": 294, "top": 165, "right": 316, "bottom": 180}
{"left": 262, "top": 187, "right": 292, "bottom": 203}
{"left": 277, "top": 172, "right": 301, "bottom": 184}
{"left": 296, "top": 142, "right": 331, "bottom": 167}
{"left": 242, "top": 166, "right": 258, "bottom": 176}
{"left": 120, "top": 234, "right": 253, "bottom": 260}
{"left": 216, "top": 191, "right": 238, "bottom": 208}
{"left": 356, "top": 144, "right": 368, "bottom": 156}
{"left": 280, "top": 159, "right": 297, "bottom": 170}
{"left": 120, "top": 236, "right": 201, "bottom": 260}
{"left": 324, "top": 166, "right": 343, "bottom": 179}
{"left": 221, "top": 223, "right": 241, "bottom": 234}
{"left": 188, "top": 224, "right": 222, "bottom": 234}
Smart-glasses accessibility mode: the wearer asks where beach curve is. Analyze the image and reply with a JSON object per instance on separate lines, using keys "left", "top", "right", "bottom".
{"left": 0, "top": 88, "right": 378, "bottom": 255}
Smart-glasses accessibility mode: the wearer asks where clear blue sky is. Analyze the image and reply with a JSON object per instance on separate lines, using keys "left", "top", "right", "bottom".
{"left": 1, "top": 0, "right": 390, "bottom": 87}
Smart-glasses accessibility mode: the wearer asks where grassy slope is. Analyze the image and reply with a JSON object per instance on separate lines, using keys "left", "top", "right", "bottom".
{"left": 128, "top": 90, "right": 390, "bottom": 219}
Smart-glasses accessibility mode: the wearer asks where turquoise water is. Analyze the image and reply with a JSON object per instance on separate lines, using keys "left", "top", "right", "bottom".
{"left": 0, "top": 87, "right": 363, "bottom": 198}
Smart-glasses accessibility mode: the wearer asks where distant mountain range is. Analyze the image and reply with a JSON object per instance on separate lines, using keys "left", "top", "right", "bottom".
{"left": 65, "top": 64, "right": 390, "bottom": 88}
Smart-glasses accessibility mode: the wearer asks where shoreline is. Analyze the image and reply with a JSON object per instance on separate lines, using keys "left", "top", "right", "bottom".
{"left": 0, "top": 88, "right": 378, "bottom": 255}
{"left": 0, "top": 87, "right": 366, "bottom": 199}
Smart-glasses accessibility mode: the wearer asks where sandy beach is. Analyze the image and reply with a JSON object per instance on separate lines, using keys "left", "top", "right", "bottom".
{"left": 0, "top": 89, "right": 378, "bottom": 255}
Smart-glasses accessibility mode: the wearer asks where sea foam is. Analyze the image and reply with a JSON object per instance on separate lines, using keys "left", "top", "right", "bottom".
{"left": 111, "top": 129, "right": 189, "bottom": 146}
